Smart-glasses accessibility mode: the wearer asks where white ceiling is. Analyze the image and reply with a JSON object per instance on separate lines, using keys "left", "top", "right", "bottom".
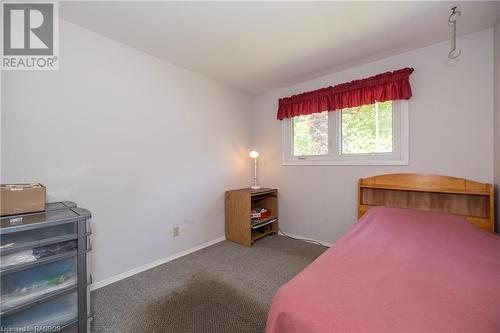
{"left": 60, "top": 1, "right": 500, "bottom": 95}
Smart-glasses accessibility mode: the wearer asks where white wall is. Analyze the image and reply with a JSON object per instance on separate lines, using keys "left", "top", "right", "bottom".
{"left": 1, "top": 21, "right": 496, "bottom": 287}
{"left": 495, "top": 21, "right": 500, "bottom": 231}
{"left": 1, "top": 20, "right": 253, "bottom": 284}
{"left": 253, "top": 29, "right": 494, "bottom": 243}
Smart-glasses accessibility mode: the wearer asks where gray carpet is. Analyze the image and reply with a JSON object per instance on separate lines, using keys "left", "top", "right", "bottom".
{"left": 90, "top": 235, "right": 327, "bottom": 333}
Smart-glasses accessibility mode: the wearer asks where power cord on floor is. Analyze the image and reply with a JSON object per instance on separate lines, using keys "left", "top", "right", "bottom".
{"left": 278, "top": 228, "right": 326, "bottom": 247}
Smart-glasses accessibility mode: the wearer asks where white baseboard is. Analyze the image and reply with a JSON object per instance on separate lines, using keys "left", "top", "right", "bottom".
{"left": 89, "top": 236, "right": 226, "bottom": 291}
{"left": 278, "top": 231, "right": 332, "bottom": 247}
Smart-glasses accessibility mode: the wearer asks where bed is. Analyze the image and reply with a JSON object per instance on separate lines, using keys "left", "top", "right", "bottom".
{"left": 266, "top": 174, "right": 500, "bottom": 333}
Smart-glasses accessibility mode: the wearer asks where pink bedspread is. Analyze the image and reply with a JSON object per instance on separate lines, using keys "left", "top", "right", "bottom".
{"left": 266, "top": 207, "right": 500, "bottom": 333}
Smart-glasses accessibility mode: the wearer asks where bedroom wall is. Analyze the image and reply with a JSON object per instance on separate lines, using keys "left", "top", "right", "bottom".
{"left": 253, "top": 29, "right": 494, "bottom": 243}
{"left": 1, "top": 20, "right": 253, "bottom": 285}
{"left": 495, "top": 21, "right": 500, "bottom": 232}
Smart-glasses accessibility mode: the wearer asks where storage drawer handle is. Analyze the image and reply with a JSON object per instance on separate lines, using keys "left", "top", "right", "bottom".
{"left": 87, "top": 237, "right": 92, "bottom": 252}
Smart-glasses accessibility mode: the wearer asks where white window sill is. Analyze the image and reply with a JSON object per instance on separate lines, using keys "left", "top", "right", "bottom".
{"left": 282, "top": 158, "right": 409, "bottom": 166}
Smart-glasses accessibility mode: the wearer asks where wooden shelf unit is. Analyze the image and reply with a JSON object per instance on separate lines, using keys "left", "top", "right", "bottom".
{"left": 225, "top": 188, "right": 278, "bottom": 246}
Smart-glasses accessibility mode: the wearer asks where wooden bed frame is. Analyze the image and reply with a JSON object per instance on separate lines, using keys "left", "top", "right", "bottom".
{"left": 358, "top": 173, "right": 495, "bottom": 233}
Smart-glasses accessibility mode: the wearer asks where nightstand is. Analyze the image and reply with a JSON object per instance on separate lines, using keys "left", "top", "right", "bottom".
{"left": 225, "top": 188, "right": 278, "bottom": 246}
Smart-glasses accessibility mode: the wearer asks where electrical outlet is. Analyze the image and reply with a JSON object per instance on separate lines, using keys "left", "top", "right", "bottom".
{"left": 173, "top": 226, "right": 180, "bottom": 237}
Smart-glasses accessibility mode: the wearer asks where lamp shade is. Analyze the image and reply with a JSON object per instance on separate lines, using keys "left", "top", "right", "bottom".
{"left": 249, "top": 150, "right": 259, "bottom": 159}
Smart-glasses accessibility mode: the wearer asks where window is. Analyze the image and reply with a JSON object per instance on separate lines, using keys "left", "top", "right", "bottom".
{"left": 341, "top": 101, "right": 393, "bottom": 155}
{"left": 292, "top": 111, "right": 329, "bottom": 156}
{"left": 283, "top": 100, "right": 408, "bottom": 165}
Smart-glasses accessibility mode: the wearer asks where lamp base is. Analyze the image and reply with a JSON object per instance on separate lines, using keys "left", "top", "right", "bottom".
{"left": 251, "top": 185, "right": 261, "bottom": 190}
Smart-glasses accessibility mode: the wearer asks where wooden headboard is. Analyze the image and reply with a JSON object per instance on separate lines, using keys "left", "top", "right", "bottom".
{"left": 358, "top": 173, "right": 495, "bottom": 233}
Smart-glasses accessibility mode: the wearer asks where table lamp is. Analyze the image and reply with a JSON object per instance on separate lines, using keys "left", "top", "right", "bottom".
{"left": 249, "top": 150, "right": 261, "bottom": 190}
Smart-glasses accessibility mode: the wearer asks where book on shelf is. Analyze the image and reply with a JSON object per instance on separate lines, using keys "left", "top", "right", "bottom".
{"left": 251, "top": 207, "right": 270, "bottom": 219}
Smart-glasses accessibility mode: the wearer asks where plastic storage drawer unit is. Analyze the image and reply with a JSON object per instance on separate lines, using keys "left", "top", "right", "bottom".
{"left": 0, "top": 204, "right": 91, "bottom": 333}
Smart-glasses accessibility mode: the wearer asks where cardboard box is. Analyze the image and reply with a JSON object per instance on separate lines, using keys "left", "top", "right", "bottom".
{"left": 0, "top": 184, "right": 46, "bottom": 216}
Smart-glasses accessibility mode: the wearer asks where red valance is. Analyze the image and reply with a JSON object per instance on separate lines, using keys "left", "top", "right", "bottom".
{"left": 277, "top": 68, "right": 414, "bottom": 120}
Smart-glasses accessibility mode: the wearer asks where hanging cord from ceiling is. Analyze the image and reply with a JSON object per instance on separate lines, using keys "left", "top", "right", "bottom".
{"left": 448, "top": 6, "right": 462, "bottom": 59}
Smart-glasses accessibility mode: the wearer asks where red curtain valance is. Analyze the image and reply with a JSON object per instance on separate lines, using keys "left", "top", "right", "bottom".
{"left": 277, "top": 68, "right": 414, "bottom": 120}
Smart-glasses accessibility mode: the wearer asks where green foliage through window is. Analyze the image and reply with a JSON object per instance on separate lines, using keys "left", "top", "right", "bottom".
{"left": 341, "top": 101, "right": 393, "bottom": 154}
{"left": 292, "top": 111, "right": 328, "bottom": 156}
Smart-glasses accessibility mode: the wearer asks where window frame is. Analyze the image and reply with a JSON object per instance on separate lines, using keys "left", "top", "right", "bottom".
{"left": 282, "top": 100, "right": 409, "bottom": 166}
